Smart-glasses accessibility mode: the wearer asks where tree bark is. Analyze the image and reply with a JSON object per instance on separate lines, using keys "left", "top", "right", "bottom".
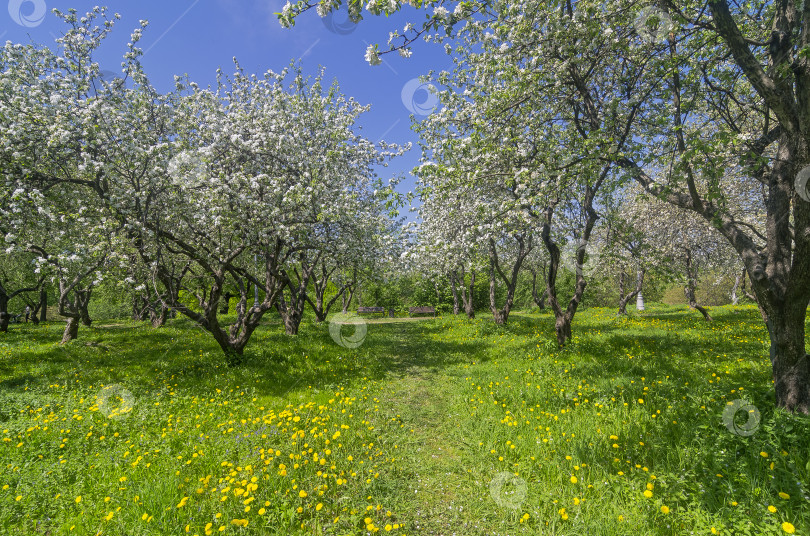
{"left": 618, "top": 269, "right": 644, "bottom": 315}
{"left": 530, "top": 267, "right": 547, "bottom": 310}
{"left": 220, "top": 292, "right": 232, "bottom": 314}
{"left": 77, "top": 290, "right": 92, "bottom": 327}
{"left": 731, "top": 271, "right": 741, "bottom": 305}
{"left": 683, "top": 248, "right": 712, "bottom": 321}
{"left": 61, "top": 316, "right": 79, "bottom": 344}
{"left": 150, "top": 304, "right": 168, "bottom": 328}
{"left": 457, "top": 268, "right": 476, "bottom": 319}
{"left": 304, "top": 263, "right": 353, "bottom": 323}
{"left": 449, "top": 271, "right": 460, "bottom": 315}
{"left": 541, "top": 176, "right": 605, "bottom": 347}
{"left": 0, "top": 294, "right": 9, "bottom": 333}
{"left": 488, "top": 235, "right": 532, "bottom": 325}
{"left": 39, "top": 288, "right": 47, "bottom": 322}
{"left": 276, "top": 251, "right": 319, "bottom": 335}
{"left": 0, "top": 277, "right": 46, "bottom": 332}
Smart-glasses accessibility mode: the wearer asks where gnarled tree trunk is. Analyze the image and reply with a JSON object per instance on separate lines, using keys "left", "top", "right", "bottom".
{"left": 449, "top": 271, "right": 460, "bottom": 315}
{"left": 77, "top": 289, "right": 92, "bottom": 327}
{"left": 39, "top": 288, "right": 47, "bottom": 322}
{"left": 618, "top": 269, "right": 644, "bottom": 315}
{"left": 530, "top": 267, "right": 548, "bottom": 310}
{"left": 683, "top": 248, "right": 712, "bottom": 321}
{"left": 488, "top": 235, "right": 532, "bottom": 325}
{"left": 61, "top": 317, "right": 79, "bottom": 344}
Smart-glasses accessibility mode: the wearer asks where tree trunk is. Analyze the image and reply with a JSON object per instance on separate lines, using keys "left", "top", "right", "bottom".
{"left": 29, "top": 301, "right": 41, "bottom": 324}
{"left": 541, "top": 200, "right": 594, "bottom": 347}
{"left": 77, "top": 290, "right": 92, "bottom": 327}
{"left": 39, "top": 289, "right": 47, "bottom": 322}
{"left": 531, "top": 268, "right": 547, "bottom": 310}
{"left": 636, "top": 290, "right": 645, "bottom": 311}
{"left": 150, "top": 304, "right": 168, "bottom": 328}
{"left": 765, "top": 304, "right": 810, "bottom": 412}
{"left": 449, "top": 271, "right": 460, "bottom": 315}
{"left": 220, "top": 292, "right": 232, "bottom": 314}
{"left": 683, "top": 248, "right": 712, "bottom": 321}
{"left": 276, "top": 257, "right": 317, "bottom": 336}
{"left": 618, "top": 269, "right": 644, "bottom": 315}
{"left": 488, "top": 236, "right": 531, "bottom": 325}
{"left": 61, "top": 316, "right": 79, "bottom": 343}
{"left": 277, "top": 290, "right": 305, "bottom": 335}
{"left": 342, "top": 284, "right": 356, "bottom": 314}
{"left": 489, "top": 261, "right": 506, "bottom": 325}
{"left": 458, "top": 268, "right": 475, "bottom": 319}
{"left": 0, "top": 294, "right": 9, "bottom": 333}
{"left": 313, "top": 294, "right": 327, "bottom": 322}
{"left": 731, "top": 272, "right": 741, "bottom": 305}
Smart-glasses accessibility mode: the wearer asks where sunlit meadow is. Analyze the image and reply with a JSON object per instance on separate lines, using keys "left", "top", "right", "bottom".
{"left": 1, "top": 305, "right": 809, "bottom": 535}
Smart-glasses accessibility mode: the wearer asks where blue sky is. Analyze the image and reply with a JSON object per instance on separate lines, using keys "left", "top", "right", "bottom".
{"left": 3, "top": 0, "right": 455, "bottom": 207}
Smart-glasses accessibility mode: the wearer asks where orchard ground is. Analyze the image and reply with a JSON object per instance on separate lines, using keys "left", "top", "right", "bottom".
{"left": 1, "top": 305, "right": 809, "bottom": 535}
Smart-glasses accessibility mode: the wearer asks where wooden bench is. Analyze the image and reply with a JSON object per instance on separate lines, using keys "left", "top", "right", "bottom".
{"left": 357, "top": 307, "right": 386, "bottom": 316}
{"left": 408, "top": 306, "right": 436, "bottom": 317}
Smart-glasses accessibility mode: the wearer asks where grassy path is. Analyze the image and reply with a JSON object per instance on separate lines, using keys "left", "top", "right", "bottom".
{"left": 366, "top": 322, "right": 505, "bottom": 536}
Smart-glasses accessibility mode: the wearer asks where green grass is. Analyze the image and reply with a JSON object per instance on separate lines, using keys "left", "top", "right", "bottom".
{"left": 1, "top": 304, "right": 809, "bottom": 535}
